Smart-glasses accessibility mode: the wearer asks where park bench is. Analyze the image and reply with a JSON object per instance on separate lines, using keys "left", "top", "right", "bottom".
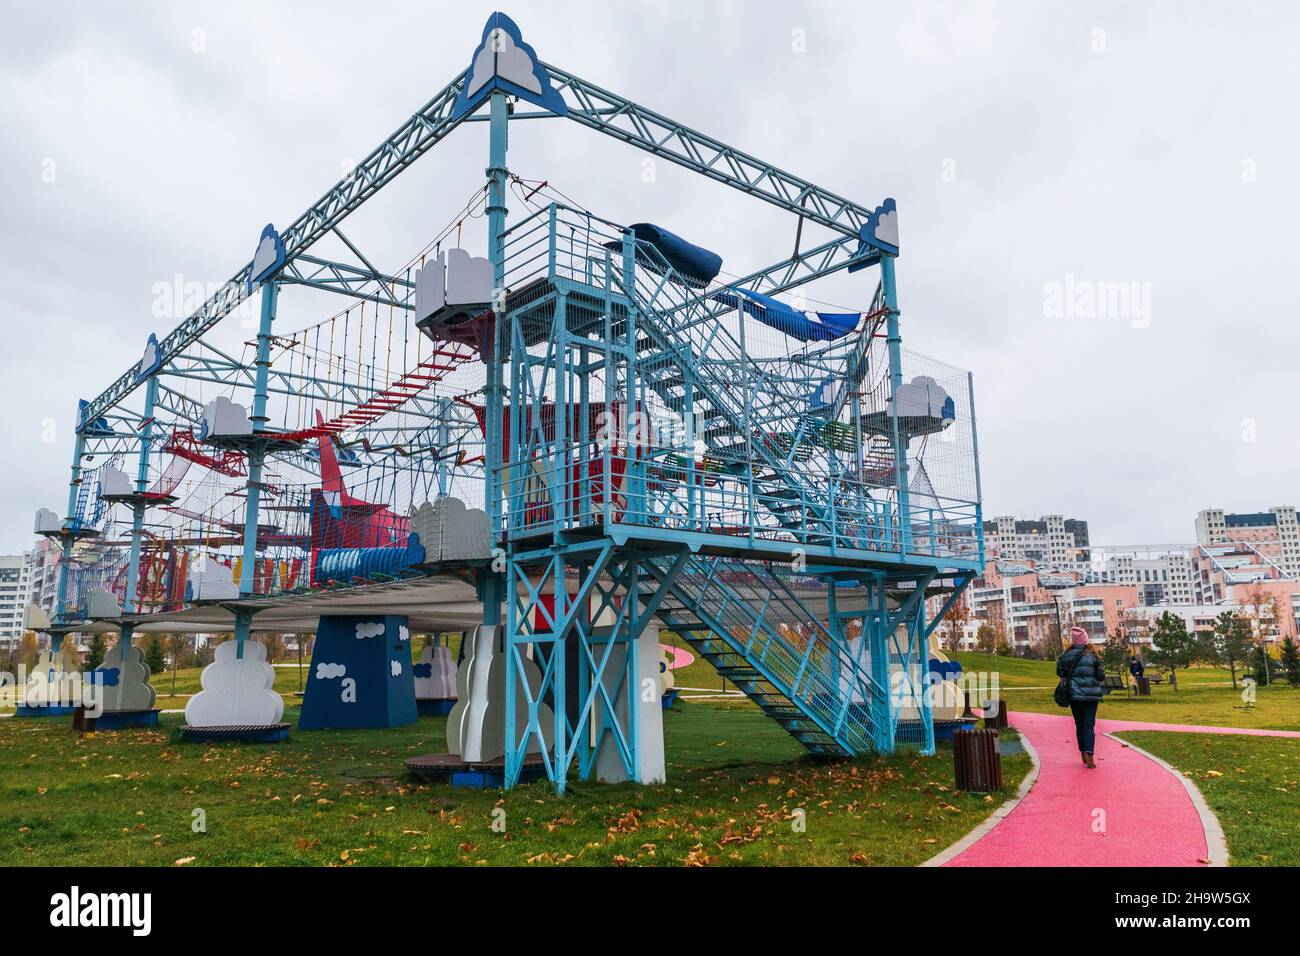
{"left": 1103, "top": 674, "right": 1129, "bottom": 696}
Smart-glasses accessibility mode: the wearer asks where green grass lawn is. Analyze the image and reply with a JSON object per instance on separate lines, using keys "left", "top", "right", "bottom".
{"left": 953, "top": 653, "right": 1300, "bottom": 732}
{"left": 1115, "top": 731, "right": 1300, "bottom": 866}
{"left": 0, "top": 701, "right": 1028, "bottom": 867}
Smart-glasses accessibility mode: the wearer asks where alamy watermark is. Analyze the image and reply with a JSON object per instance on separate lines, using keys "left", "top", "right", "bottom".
{"left": 1043, "top": 274, "right": 1151, "bottom": 329}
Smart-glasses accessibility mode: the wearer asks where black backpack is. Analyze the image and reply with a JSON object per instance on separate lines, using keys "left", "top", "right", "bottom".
{"left": 1054, "top": 651, "right": 1083, "bottom": 707}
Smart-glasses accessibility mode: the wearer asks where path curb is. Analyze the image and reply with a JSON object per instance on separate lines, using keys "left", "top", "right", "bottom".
{"left": 1105, "top": 732, "right": 1229, "bottom": 867}
{"left": 920, "top": 729, "right": 1040, "bottom": 867}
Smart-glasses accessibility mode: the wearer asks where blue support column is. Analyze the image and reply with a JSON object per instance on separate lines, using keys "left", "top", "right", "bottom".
{"left": 869, "top": 578, "right": 893, "bottom": 751}
{"left": 50, "top": 429, "right": 86, "bottom": 654}
{"left": 881, "top": 254, "right": 911, "bottom": 553}
{"left": 122, "top": 375, "right": 158, "bottom": 617}
{"left": 237, "top": 280, "right": 277, "bottom": 657}
{"left": 967, "top": 370, "right": 985, "bottom": 564}
{"left": 233, "top": 608, "right": 252, "bottom": 665}
{"left": 481, "top": 89, "right": 509, "bottom": 628}
{"left": 915, "top": 598, "right": 935, "bottom": 756}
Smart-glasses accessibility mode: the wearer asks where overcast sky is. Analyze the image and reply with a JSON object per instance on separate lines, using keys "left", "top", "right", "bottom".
{"left": 2, "top": 0, "right": 1297, "bottom": 555}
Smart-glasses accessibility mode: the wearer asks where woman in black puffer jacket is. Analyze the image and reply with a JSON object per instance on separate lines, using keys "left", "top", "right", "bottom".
{"left": 1057, "top": 626, "right": 1107, "bottom": 768}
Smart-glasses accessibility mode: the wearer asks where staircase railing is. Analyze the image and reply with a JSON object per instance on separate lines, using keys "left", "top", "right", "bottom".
{"left": 652, "top": 554, "right": 891, "bottom": 755}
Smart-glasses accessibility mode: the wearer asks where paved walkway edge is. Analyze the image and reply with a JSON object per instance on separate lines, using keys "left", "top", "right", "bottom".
{"left": 921, "top": 732, "right": 1041, "bottom": 867}
{"left": 1104, "top": 732, "right": 1229, "bottom": 867}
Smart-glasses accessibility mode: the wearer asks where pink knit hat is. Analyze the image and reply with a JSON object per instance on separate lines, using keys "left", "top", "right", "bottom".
{"left": 1070, "top": 626, "right": 1089, "bottom": 646}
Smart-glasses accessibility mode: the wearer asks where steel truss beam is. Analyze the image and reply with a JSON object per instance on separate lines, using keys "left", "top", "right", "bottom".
{"left": 82, "top": 52, "right": 884, "bottom": 432}
{"left": 543, "top": 62, "right": 878, "bottom": 239}
{"left": 278, "top": 253, "right": 414, "bottom": 309}
{"left": 78, "top": 68, "right": 471, "bottom": 431}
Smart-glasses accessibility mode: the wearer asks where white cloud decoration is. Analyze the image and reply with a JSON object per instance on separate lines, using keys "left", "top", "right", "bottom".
{"left": 185, "top": 640, "right": 284, "bottom": 727}
{"left": 468, "top": 27, "right": 542, "bottom": 96}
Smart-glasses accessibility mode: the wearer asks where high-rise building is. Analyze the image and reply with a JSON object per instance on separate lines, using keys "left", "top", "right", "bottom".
{"left": 1101, "top": 549, "right": 1196, "bottom": 606}
{"left": 984, "top": 514, "right": 1091, "bottom": 569}
{"left": 1195, "top": 506, "right": 1300, "bottom": 577}
{"left": 0, "top": 553, "right": 33, "bottom": 648}
{"left": 24, "top": 539, "right": 60, "bottom": 624}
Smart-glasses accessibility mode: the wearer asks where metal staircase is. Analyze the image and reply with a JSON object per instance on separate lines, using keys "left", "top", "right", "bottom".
{"left": 645, "top": 554, "right": 890, "bottom": 757}
{"left": 492, "top": 205, "right": 977, "bottom": 781}
{"left": 611, "top": 242, "right": 894, "bottom": 551}
{"left": 632, "top": 263, "right": 832, "bottom": 471}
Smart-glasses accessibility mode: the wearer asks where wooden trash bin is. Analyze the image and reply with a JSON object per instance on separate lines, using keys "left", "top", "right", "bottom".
{"left": 1135, "top": 676, "right": 1151, "bottom": 697}
{"left": 953, "top": 728, "right": 1003, "bottom": 793}
{"left": 981, "top": 699, "right": 1009, "bottom": 730}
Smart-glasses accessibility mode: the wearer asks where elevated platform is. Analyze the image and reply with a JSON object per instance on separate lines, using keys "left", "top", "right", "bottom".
{"left": 503, "top": 275, "right": 634, "bottom": 349}
{"left": 404, "top": 752, "right": 549, "bottom": 789}
{"left": 120, "top": 572, "right": 485, "bottom": 633}
{"left": 179, "top": 723, "right": 291, "bottom": 743}
{"left": 511, "top": 520, "right": 983, "bottom": 578}
{"left": 97, "top": 490, "right": 179, "bottom": 507}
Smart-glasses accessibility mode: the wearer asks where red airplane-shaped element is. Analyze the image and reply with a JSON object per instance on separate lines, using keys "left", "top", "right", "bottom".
{"left": 309, "top": 411, "right": 410, "bottom": 560}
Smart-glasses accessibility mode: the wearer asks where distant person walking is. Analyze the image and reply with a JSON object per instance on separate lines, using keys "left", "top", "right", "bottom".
{"left": 1055, "top": 626, "right": 1107, "bottom": 768}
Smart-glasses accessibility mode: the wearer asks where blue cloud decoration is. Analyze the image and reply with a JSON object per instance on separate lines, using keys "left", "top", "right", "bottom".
{"left": 849, "top": 198, "right": 899, "bottom": 272}
{"left": 247, "top": 223, "right": 286, "bottom": 294}
{"left": 452, "top": 12, "right": 568, "bottom": 120}
{"left": 135, "top": 332, "right": 161, "bottom": 384}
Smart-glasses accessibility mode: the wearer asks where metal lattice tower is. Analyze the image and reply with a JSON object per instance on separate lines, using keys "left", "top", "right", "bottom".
{"left": 38, "top": 12, "right": 984, "bottom": 790}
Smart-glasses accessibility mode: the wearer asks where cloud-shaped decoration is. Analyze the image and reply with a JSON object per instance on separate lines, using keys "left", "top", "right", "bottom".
{"left": 23, "top": 646, "right": 80, "bottom": 705}
{"left": 185, "top": 639, "right": 284, "bottom": 726}
{"left": 94, "top": 646, "right": 156, "bottom": 712}
{"left": 135, "top": 333, "right": 161, "bottom": 384}
{"left": 391, "top": 660, "right": 402, "bottom": 678}
{"left": 186, "top": 557, "right": 240, "bottom": 602}
{"left": 86, "top": 587, "right": 122, "bottom": 619}
{"left": 658, "top": 645, "right": 675, "bottom": 696}
{"left": 247, "top": 224, "right": 286, "bottom": 294}
{"left": 34, "top": 508, "right": 61, "bottom": 535}
{"left": 415, "top": 642, "right": 458, "bottom": 699}
{"left": 355, "top": 621, "right": 385, "bottom": 640}
{"left": 24, "top": 603, "right": 51, "bottom": 631}
{"left": 199, "top": 396, "right": 252, "bottom": 439}
{"left": 399, "top": 625, "right": 410, "bottom": 643}
{"left": 414, "top": 249, "right": 494, "bottom": 329}
{"left": 849, "top": 197, "right": 899, "bottom": 271}
{"left": 77, "top": 399, "right": 116, "bottom": 438}
{"left": 97, "top": 465, "right": 135, "bottom": 500}
{"left": 316, "top": 662, "right": 347, "bottom": 680}
{"left": 451, "top": 13, "right": 568, "bottom": 120}
{"left": 409, "top": 497, "right": 492, "bottom": 563}
{"left": 894, "top": 375, "right": 953, "bottom": 421}
{"left": 448, "top": 624, "right": 545, "bottom": 760}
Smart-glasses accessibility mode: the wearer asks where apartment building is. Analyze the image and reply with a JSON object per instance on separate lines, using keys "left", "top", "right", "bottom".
{"left": 1100, "top": 549, "right": 1196, "bottom": 606}
{"left": 25, "top": 539, "right": 60, "bottom": 622}
{"left": 1195, "top": 506, "right": 1300, "bottom": 577}
{"left": 984, "top": 514, "right": 1091, "bottom": 570}
{"left": 0, "top": 553, "right": 33, "bottom": 648}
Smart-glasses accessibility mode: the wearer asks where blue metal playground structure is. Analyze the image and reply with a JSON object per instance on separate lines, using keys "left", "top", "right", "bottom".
{"left": 33, "top": 12, "right": 984, "bottom": 790}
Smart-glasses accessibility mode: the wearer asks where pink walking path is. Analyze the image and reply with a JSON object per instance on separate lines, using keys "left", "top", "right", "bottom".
{"left": 945, "top": 711, "right": 1300, "bottom": 868}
